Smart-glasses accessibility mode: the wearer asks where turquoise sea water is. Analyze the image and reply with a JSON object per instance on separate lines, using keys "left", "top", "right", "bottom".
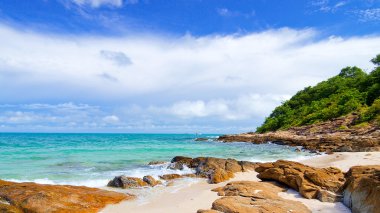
{"left": 0, "top": 133, "right": 314, "bottom": 187}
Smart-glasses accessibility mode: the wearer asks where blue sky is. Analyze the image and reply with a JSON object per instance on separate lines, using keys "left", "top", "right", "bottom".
{"left": 0, "top": 0, "right": 380, "bottom": 133}
{"left": 1, "top": 0, "right": 380, "bottom": 36}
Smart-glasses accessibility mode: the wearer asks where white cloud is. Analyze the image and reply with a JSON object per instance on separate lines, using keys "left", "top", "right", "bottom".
{"left": 217, "top": 8, "right": 255, "bottom": 18}
{"left": 310, "top": 0, "right": 347, "bottom": 13}
{"left": 71, "top": 0, "right": 123, "bottom": 8}
{"left": 151, "top": 94, "right": 290, "bottom": 120}
{"left": 354, "top": 8, "right": 380, "bottom": 22}
{"left": 103, "top": 115, "right": 120, "bottom": 123}
{"left": 0, "top": 24, "right": 380, "bottom": 132}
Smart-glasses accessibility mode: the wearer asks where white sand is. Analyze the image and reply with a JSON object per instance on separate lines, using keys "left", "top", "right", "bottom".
{"left": 101, "top": 152, "right": 380, "bottom": 213}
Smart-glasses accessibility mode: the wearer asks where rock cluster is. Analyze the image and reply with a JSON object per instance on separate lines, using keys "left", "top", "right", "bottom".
{"left": 108, "top": 156, "right": 258, "bottom": 189}
{"left": 0, "top": 180, "right": 132, "bottom": 213}
{"left": 108, "top": 175, "right": 162, "bottom": 188}
{"left": 342, "top": 165, "right": 380, "bottom": 213}
{"left": 198, "top": 181, "right": 310, "bottom": 213}
{"left": 255, "top": 160, "right": 345, "bottom": 202}
{"left": 218, "top": 115, "right": 380, "bottom": 152}
{"left": 170, "top": 156, "right": 258, "bottom": 183}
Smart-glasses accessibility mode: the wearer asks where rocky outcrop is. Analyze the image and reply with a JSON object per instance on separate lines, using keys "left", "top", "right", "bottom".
{"left": 342, "top": 165, "right": 380, "bottom": 213}
{"left": 108, "top": 176, "right": 148, "bottom": 188}
{"left": 143, "top": 175, "right": 161, "bottom": 187}
{"left": 159, "top": 174, "right": 183, "bottom": 180}
{"left": 218, "top": 115, "right": 380, "bottom": 152}
{"left": 170, "top": 156, "right": 258, "bottom": 183}
{"left": 0, "top": 180, "right": 132, "bottom": 213}
{"left": 200, "top": 181, "right": 310, "bottom": 213}
{"left": 255, "top": 160, "right": 345, "bottom": 202}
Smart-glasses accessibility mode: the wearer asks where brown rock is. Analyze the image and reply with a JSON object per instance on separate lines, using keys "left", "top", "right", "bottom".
{"left": 182, "top": 174, "right": 197, "bottom": 178}
{"left": 217, "top": 114, "right": 380, "bottom": 152}
{"left": 209, "top": 181, "right": 310, "bottom": 213}
{"left": 142, "top": 175, "right": 161, "bottom": 187}
{"left": 255, "top": 160, "right": 345, "bottom": 202}
{"left": 342, "top": 165, "right": 380, "bottom": 213}
{"left": 169, "top": 156, "right": 258, "bottom": 184}
{"left": 212, "top": 196, "right": 310, "bottom": 213}
{"left": 0, "top": 203, "right": 23, "bottom": 213}
{"left": 195, "top": 138, "right": 209, "bottom": 141}
{"left": 211, "top": 181, "right": 285, "bottom": 199}
{"left": 0, "top": 180, "right": 132, "bottom": 213}
{"left": 209, "top": 169, "right": 234, "bottom": 184}
{"left": 148, "top": 161, "right": 166, "bottom": 165}
{"left": 159, "top": 174, "right": 183, "bottom": 180}
{"left": 170, "top": 156, "right": 193, "bottom": 170}
{"left": 107, "top": 176, "right": 148, "bottom": 188}
{"left": 239, "top": 161, "right": 258, "bottom": 171}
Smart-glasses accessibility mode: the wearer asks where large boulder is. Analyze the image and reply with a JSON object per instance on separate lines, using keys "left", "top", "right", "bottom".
{"left": 142, "top": 175, "right": 161, "bottom": 187}
{"left": 171, "top": 156, "right": 259, "bottom": 183}
{"left": 255, "top": 160, "right": 345, "bottom": 202}
{"left": 342, "top": 165, "right": 380, "bottom": 213}
{"left": 0, "top": 180, "right": 132, "bottom": 213}
{"left": 159, "top": 174, "right": 183, "bottom": 180}
{"left": 107, "top": 176, "right": 148, "bottom": 188}
{"left": 201, "top": 181, "right": 310, "bottom": 213}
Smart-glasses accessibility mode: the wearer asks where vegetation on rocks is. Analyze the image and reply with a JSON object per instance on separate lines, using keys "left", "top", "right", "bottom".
{"left": 257, "top": 54, "right": 380, "bottom": 133}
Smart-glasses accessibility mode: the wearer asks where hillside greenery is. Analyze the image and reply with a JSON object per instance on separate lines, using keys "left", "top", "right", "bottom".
{"left": 256, "top": 54, "right": 380, "bottom": 133}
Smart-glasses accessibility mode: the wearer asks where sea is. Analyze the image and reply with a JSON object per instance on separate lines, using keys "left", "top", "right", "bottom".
{"left": 0, "top": 133, "right": 316, "bottom": 188}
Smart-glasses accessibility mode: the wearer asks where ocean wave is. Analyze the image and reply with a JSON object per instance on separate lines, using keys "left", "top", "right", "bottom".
{"left": 5, "top": 163, "right": 196, "bottom": 188}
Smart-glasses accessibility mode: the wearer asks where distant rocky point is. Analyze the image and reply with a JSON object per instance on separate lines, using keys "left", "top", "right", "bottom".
{"left": 218, "top": 114, "right": 380, "bottom": 152}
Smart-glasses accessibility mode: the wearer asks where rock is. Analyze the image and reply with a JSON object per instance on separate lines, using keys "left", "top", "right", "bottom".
{"left": 239, "top": 161, "right": 258, "bottom": 171}
{"left": 142, "top": 175, "right": 161, "bottom": 187}
{"left": 325, "top": 149, "right": 334, "bottom": 155}
{"left": 0, "top": 203, "right": 23, "bottom": 213}
{"left": 107, "top": 176, "right": 148, "bottom": 188}
{"left": 195, "top": 138, "right": 208, "bottom": 141}
{"left": 342, "top": 165, "right": 380, "bottom": 213}
{"left": 212, "top": 196, "right": 310, "bottom": 213}
{"left": 317, "top": 189, "right": 343, "bottom": 202}
{"left": 217, "top": 114, "right": 380, "bottom": 152}
{"left": 210, "top": 169, "right": 234, "bottom": 184}
{"left": 0, "top": 179, "right": 132, "bottom": 213}
{"left": 182, "top": 174, "right": 197, "bottom": 178}
{"left": 148, "top": 161, "right": 166, "bottom": 165}
{"left": 169, "top": 156, "right": 258, "bottom": 184}
{"left": 255, "top": 160, "right": 345, "bottom": 202}
{"left": 159, "top": 174, "right": 183, "bottom": 180}
{"left": 170, "top": 156, "right": 193, "bottom": 170}
{"left": 211, "top": 181, "right": 285, "bottom": 199}
{"left": 207, "top": 181, "right": 310, "bottom": 213}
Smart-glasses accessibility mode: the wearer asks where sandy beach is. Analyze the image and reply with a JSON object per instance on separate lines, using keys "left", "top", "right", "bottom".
{"left": 101, "top": 152, "right": 380, "bottom": 213}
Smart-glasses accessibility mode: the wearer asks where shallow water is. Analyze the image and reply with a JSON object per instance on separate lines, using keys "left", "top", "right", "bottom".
{"left": 0, "top": 133, "right": 315, "bottom": 187}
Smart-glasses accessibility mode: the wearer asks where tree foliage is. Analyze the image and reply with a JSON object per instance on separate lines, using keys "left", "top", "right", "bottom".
{"left": 256, "top": 55, "right": 380, "bottom": 133}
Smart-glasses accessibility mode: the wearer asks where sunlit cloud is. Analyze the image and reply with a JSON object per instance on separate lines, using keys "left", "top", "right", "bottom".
{"left": 0, "top": 23, "right": 379, "bottom": 132}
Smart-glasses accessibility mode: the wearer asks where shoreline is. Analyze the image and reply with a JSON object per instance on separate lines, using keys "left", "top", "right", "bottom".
{"left": 101, "top": 152, "right": 380, "bottom": 213}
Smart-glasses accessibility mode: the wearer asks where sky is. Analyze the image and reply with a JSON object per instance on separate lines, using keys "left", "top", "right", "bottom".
{"left": 0, "top": 0, "right": 380, "bottom": 133}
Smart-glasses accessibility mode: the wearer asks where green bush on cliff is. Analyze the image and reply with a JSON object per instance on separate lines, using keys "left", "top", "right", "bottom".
{"left": 257, "top": 55, "right": 380, "bottom": 133}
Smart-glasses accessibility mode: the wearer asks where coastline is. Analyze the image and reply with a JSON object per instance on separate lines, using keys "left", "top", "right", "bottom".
{"left": 101, "top": 152, "right": 380, "bottom": 213}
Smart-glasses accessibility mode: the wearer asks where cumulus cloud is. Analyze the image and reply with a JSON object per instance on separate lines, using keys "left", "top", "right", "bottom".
{"left": 1, "top": 24, "right": 380, "bottom": 132}
{"left": 151, "top": 94, "right": 290, "bottom": 120}
{"left": 71, "top": 0, "right": 123, "bottom": 8}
